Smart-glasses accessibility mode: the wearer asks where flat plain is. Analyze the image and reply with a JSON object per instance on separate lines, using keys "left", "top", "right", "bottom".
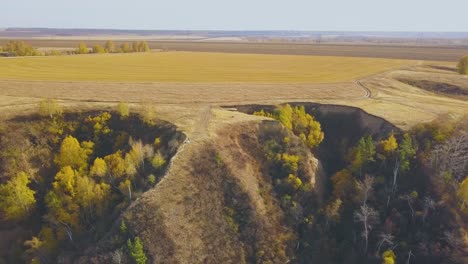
{"left": 0, "top": 52, "right": 414, "bottom": 82}
{"left": 2, "top": 39, "right": 468, "bottom": 61}
{"left": 0, "top": 42, "right": 466, "bottom": 132}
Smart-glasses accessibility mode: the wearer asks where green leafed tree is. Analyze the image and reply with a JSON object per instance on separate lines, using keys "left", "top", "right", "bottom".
{"left": 127, "top": 237, "right": 147, "bottom": 264}
{"left": 352, "top": 135, "right": 376, "bottom": 173}
{"left": 0, "top": 172, "right": 36, "bottom": 220}
{"left": 398, "top": 133, "right": 417, "bottom": 172}
{"left": 151, "top": 152, "right": 166, "bottom": 170}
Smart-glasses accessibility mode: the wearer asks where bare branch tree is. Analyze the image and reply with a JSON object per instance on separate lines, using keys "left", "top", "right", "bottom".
{"left": 422, "top": 196, "right": 436, "bottom": 224}
{"left": 357, "top": 174, "right": 375, "bottom": 205}
{"left": 376, "top": 232, "right": 394, "bottom": 255}
{"left": 111, "top": 248, "right": 123, "bottom": 264}
{"left": 400, "top": 192, "right": 418, "bottom": 219}
{"left": 354, "top": 204, "right": 379, "bottom": 253}
{"left": 406, "top": 249, "right": 415, "bottom": 264}
{"left": 392, "top": 160, "right": 400, "bottom": 194}
{"left": 431, "top": 131, "right": 468, "bottom": 182}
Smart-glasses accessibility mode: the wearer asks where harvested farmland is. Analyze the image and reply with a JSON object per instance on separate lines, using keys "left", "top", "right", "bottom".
{"left": 0, "top": 51, "right": 415, "bottom": 83}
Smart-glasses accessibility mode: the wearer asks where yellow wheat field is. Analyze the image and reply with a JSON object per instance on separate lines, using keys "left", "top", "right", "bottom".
{"left": 0, "top": 52, "right": 416, "bottom": 83}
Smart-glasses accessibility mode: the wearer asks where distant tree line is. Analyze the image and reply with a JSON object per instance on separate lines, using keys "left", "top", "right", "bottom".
{"left": 75, "top": 40, "right": 151, "bottom": 54}
{"left": 0, "top": 40, "right": 151, "bottom": 57}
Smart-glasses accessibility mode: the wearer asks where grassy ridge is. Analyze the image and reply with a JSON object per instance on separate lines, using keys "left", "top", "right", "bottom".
{"left": 0, "top": 52, "right": 415, "bottom": 83}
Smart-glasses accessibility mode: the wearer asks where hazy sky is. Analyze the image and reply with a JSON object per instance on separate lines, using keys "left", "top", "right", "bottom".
{"left": 2, "top": 0, "right": 467, "bottom": 31}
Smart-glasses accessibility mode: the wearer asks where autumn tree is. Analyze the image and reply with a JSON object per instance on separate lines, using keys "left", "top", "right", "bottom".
{"left": 382, "top": 250, "right": 396, "bottom": 264}
{"left": 104, "top": 40, "right": 115, "bottom": 53}
{"left": 457, "top": 55, "right": 468, "bottom": 75}
{"left": 54, "top": 136, "right": 93, "bottom": 171}
{"left": 75, "top": 173, "right": 110, "bottom": 223}
{"left": 137, "top": 41, "right": 150, "bottom": 52}
{"left": 85, "top": 112, "right": 112, "bottom": 138}
{"left": 276, "top": 104, "right": 293, "bottom": 130}
{"left": 3, "top": 40, "right": 40, "bottom": 56}
{"left": 119, "top": 43, "right": 132, "bottom": 53}
{"left": 127, "top": 237, "right": 147, "bottom": 264}
{"left": 292, "top": 105, "right": 324, "bottom": 148}
{"left": 132, "top": 41, "right": 140, "bottom": 52}
{"left": 92, "top": 44, "right": 105, "bottom": 54}
{"left": 331, "top": 169, "right": 357, "bottom": 201}
{"left": 38, "top": 99, "right": 63, "bottom": 119}
{"left": 46, "top": 166, "right": 110, "bottom": 240}
{"left": 287, "top": 174, "right": 303, "bottom": 190}
{"left": 457, "top": 177, "right": 468, "bottom": 211}
{"left": 104, "top": 151, "right": 126, "bottom": 181}
{"left": 151, "top": 152, "right": 166, "bottom": 170}
{"left": 117, "top": 102, "right": 130, "bottom": 119}
{"left": 76, "top": 42, "right": 89, "bottom": 54}
{"left": 90, "top": 157, "right": 107, "bottom": 177}
{"left": 0, "top": 171, "right": 36, "bottom": 220}
{"left": 45, "top": 167, "right": 81, "bottom": 241}
{"left": 379, "top": 134, "right": 398, "bottom": 156}
{"left": 141, "top": 103, "right": 157, "bottom": 125}
{"left": 128, "top": 138, "right": 154, "bottom": 171}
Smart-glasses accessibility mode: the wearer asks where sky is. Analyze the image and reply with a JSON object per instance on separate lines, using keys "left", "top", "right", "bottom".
{"left": 1, "top": 0, "right": 467, "bottom": 32}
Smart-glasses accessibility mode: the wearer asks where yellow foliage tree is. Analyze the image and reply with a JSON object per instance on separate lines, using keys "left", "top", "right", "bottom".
{"left": 117, "top": 102, "right": 130, "bottom": 119}
{"left": 142, "top": 103, "right": 157, "bottom": 125}
{"left": 38, "top": 99, "right": 63, "bottom": 119}
{"left": 380, "top": 134, "right": 398, "bottom": 155}
{"left": 54, "top": 136, "right": 93, "bottom": 171}
{"left": 280, "top": 153, "right": 300, "bottom": 174}
{"left": 151, "top": 152, "right": 166, "bottom": 169}
{"left": 3, "top": 40, "right": 40, "bottom": 56}
{"left": 104, "top": 151, "right": 127, "bottom": 180}
{"left": 457, "top": 55, "right": 468, "bottom": 75}
{"left": 457, "top": 177, "right": 468, "bottom": 211}
{"left": 138, "top": 41, "right": 150, "bottom": 52}
{"left": 92, "top": 44, "right": 106, "bottom": 54}
{"left": 76, "top": 42, "right": 89, "bottom": 54}
{"left": 287, "top": 174, "right": 303, "bottom": 190}
{"left": 382, "top": 250, "right": 396, "bottom": 264}
{"left": 119, "top": 43, "right": 132, "bottom": 53}
{"left": 46, "top": 167, "right": 81, "bottom": 231}
{"left": 0, "top": 172, "right": 36, "bottom": 220}
{"left": 90, "top": 157, "right": 108, "bottom": 177}
{"left": 277, "top": 104, "right": 293, "bottom": 130}
{"left": 104, "top": 40, "right": 115, "bottom": 53}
